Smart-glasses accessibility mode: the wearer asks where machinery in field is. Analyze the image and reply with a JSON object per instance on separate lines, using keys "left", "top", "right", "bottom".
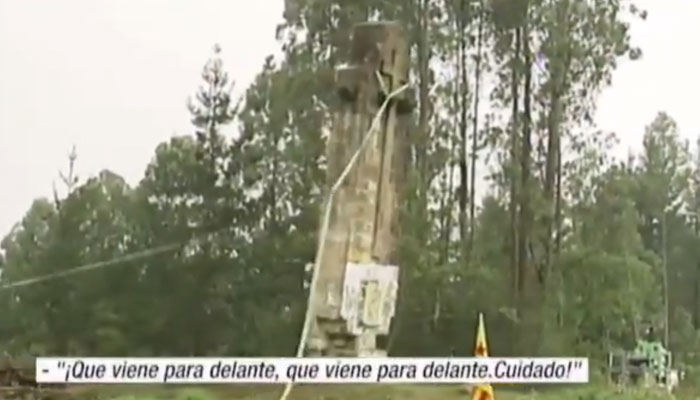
{"left": 0, "top": 356, "right": 66, "bottom": 399}
{"left": 607, "top": 326, "right": 682, "bottom": 393}
{"left": 0, "top": 357, "right": 37, "bottom": 386}
{"left": 0, "top": 356, "right": 39, "bottom": 398}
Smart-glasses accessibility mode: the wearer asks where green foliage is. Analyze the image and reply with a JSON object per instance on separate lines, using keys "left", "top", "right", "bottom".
{"left": 109, "top": 397, "right": 161, "bottom": 400}
{"left": 175, "top": 388, "right": 217, "bottom": 400}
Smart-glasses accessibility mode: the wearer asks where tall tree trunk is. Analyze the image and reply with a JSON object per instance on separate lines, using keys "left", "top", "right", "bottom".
{"left": 445, "top": 140, "right": 457, "bottom": 259}
{"left": 554, "top": 132, "right": 563, "bottom": 327}
{"left": 509, "top": 28, "right": 521, "bottom": 299}
{"left": 440, "top": 131, "right": 456, "bottom": 264}
{"left": 543, "top": 0, "right": 570, "bottom": 284}
{"left": 458, "top": 0, "right": 469, "bottom": 249}
{"left": 517, "top": 22, "right": 532, "bottom": 296}
{"left": 468, "top": 0, "right": 484, "bottom": 257}
{"left": 554, "top": 143, "right": 562, "bottom": 257}
{"left": 543, "top": 88, "right": 561, "bottom": 282}
{"left": 517, "top": 12, "right": 540, "bottom": 353}
{"left": 517, "top": 12, "right": 537, "bottom": 323}
{"left": 417, "top": 0, "right": 431, "bottom": 179}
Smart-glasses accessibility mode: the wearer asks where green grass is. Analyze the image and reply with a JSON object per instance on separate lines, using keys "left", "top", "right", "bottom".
{"left": 60, "top": 383, "right": 691, "bottom": 400}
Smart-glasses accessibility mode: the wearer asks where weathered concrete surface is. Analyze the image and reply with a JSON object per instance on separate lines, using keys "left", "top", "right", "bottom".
{"left": 307, "top": 21, "right": 412, "bottom": 357}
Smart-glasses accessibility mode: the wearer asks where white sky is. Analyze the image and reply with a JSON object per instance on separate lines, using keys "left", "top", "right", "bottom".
{"left": 0, "top": 0, "right": 698, "bottom": 238}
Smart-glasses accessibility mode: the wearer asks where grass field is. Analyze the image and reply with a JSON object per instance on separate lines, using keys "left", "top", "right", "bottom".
{"left": 59, "top": 383, "right": 691, "bottom": 400}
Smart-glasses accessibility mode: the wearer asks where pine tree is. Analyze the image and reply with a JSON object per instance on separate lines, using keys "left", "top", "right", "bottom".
{"left": 187, "top": 44, "right": 238, "bottom": 172}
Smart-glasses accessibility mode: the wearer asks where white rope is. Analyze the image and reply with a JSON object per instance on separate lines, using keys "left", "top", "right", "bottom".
{"left": 0, "top": 225, "right": 234, "bottom": 291}
{"left": 278, "top": 78, "right": 409, "bottom": 400}
{"left": 0, "top": 198, "right": 296, "bottom": 291}
{"left": 0, "top": 242, "right": 182, "bottom": 290}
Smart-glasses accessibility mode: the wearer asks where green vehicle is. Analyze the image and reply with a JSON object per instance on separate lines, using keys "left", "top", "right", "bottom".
{"left": 607, "top": 326, "right": 681, "bottom": 393}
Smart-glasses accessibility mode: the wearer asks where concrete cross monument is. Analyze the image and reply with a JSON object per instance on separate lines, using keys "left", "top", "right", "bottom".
{"left": 306, "top": 21, "right": 413, "bottom": 358}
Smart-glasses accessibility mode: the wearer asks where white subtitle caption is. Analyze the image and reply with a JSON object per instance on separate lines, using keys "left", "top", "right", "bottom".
{"left": 36, "top": 357, "right": 588, "bottom": 384}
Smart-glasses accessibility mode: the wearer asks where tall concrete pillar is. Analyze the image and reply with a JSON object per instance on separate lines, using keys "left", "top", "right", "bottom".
{"left": 307, "top": 21, "right": 413, "bottom": 357}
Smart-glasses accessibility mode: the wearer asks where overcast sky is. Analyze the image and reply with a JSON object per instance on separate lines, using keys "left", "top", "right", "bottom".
{"left": 0, "top": 0, "right": 699, "bottom": 238}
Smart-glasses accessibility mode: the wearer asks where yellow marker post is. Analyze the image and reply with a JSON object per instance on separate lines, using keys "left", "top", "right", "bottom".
{"left": 471, "top": 313, "right": 495, "bottom": 400}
